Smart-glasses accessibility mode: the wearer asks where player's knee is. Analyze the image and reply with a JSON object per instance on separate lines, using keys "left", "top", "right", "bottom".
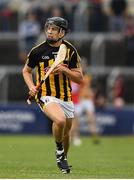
{"left": 56, "top": 116, "right": 66, "bottom": 127}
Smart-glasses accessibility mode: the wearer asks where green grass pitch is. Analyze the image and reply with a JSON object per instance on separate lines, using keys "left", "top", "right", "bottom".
{"left": 0, "top": 135, "right": 134, "bottom": 178}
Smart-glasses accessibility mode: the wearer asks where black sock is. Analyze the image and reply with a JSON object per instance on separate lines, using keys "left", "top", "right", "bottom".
{"left": 56, "top": 141, "right": 63, "bottom": 151}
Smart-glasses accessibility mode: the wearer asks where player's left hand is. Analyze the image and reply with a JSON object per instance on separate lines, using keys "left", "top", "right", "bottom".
{"left": 53, "top": 64, "right": 68, "bottom": 74}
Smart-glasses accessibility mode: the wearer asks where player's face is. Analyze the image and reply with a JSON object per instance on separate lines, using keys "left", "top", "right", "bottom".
{"left": 45, "top": 24, "right": 65, "bottom": 44}
{"left": 45, "top": 24, "right": 60, "bottom": 38}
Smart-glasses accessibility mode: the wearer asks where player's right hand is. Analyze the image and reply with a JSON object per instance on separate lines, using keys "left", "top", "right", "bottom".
{"left": 29, "top": 86, "right": 38, "bottom": 97}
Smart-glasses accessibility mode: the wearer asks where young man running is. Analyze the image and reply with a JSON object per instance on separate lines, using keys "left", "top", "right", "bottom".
{"left": 22, "top": 16, "right": 83, "bottom": 174}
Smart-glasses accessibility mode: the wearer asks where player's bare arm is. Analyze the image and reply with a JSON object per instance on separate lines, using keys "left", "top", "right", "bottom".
{"left": 22, "top": 64, "right": 38, "bottom": 96}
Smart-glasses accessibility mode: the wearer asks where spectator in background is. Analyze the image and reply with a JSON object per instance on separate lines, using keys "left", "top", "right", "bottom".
{"left": 63, "top": 4, "right": 74, "bottom": 31}
{"left": 71, "top": 59, "right": 99, "bottom": 146}
{"left": 125, "top": 15, "right": 134, "bottom": 66}
{"left": 113, "top": 74, "right": 125, "bottom": 108}
{"left": 73, "top": 0, "right": 90, "bottom": 32}
{"left": 93, "top": 77, "right": 107, "bottom": 109}
{"left": 49, "top": 6, "right": 63, "bottom": 18}
{"left": 94, "top": 91, "right": 107, "bottom": 109}
{"left": 18, "top": 10, "right": 41, "bottom": 63}
{"left": 0, "top": 1, "right": 13, "bottom": 31}
{"left": 107, "top": 68, "right": 125, "bottom": 108}
{"left": 108, "top": 0, "right": 127, "bottom": 32}
{"left": 89, "top": 0, "right": 108, "bottom": 32}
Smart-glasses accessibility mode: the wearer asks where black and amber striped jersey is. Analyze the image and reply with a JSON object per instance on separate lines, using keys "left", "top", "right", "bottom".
{"left": 26, "top": 40, "right": 81, "bottom": 101}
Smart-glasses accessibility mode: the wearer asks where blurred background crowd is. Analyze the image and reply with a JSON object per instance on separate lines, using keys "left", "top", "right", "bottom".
{"left": 1, "top": 0, "right": 134, "bottom": 33}
{"left": 0, "top": 0, "right": 134, "bottom": 109}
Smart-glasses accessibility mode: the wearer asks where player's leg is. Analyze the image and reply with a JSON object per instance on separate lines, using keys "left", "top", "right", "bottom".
{"left": 43, "top": 102, "right": 71, "bottom": 173}
{"left": 43, "top": 102, "right": 66, "bottom": 143}
{"left": 39, "top": 97, "right": 70, "bottom": 173}
{"left": 63, "top": 118, "right": 73, "bottom": 156}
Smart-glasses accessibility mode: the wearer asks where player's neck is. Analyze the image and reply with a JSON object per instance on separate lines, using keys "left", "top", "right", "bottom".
{"left": 49, "top": 39, "right": 63, "bottom": 47}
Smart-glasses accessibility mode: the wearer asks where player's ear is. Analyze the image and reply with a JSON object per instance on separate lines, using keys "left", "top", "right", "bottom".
{"left": 59, "top": 29, "right": 65, "bottom": 38}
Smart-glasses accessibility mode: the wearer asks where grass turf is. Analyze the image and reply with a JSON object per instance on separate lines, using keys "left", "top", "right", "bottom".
{"left": 0, "top": 135, "right": 134, "bottom": 178}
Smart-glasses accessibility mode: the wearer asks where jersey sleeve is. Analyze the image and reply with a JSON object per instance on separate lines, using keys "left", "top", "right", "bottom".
{"left": 26, "top": 49, "right": 37, "bottom": 68}
{"left": 68, "top": 49, "right": 81, "bottom": 69}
